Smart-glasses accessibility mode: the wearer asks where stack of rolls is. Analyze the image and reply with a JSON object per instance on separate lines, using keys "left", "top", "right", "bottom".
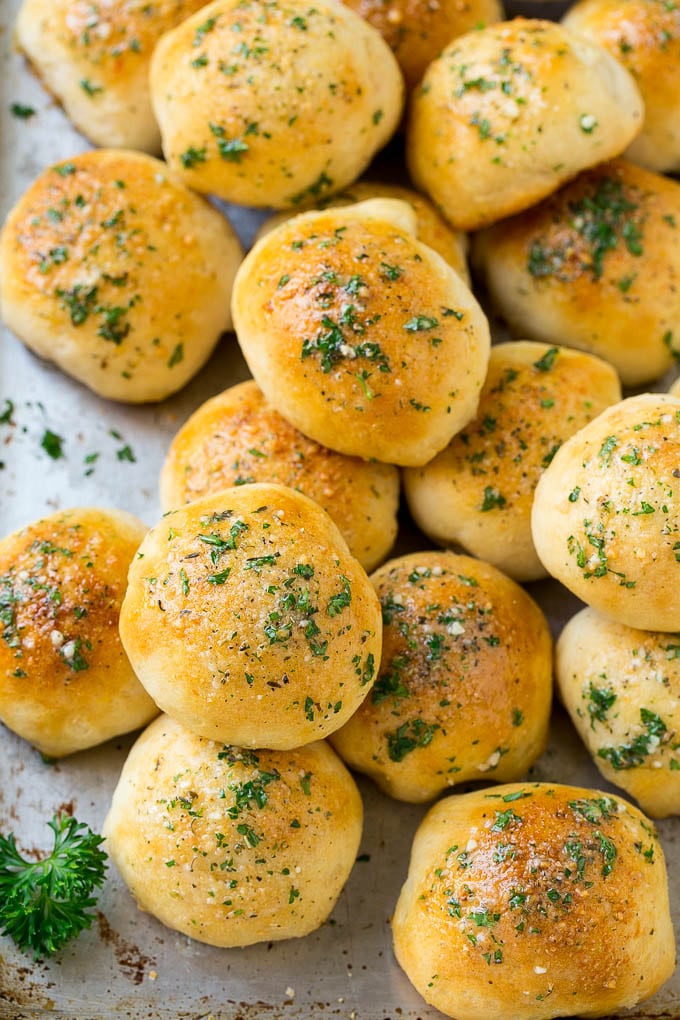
{"left": 106, "top": 479, "right": 382, "bottom": 945}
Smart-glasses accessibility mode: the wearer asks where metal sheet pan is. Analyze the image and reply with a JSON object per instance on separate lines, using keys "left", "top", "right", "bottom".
{"left": 1, "top": 2, "right": 679, "bottom": 1017}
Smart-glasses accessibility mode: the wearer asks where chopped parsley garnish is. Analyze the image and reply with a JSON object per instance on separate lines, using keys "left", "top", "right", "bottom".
{"left": 59, "top": 637, "right": 89, "bottom": 672}
{"left": 594, "top": 831, "right": 617, "bottom": 876}
{"left": 207, "top": 569, "right": 231, "bottom": 585}
{"left": 116, "top": 444, "right": 136, "bottom": 463}
{"left": 533, "top": 347, "right": 558, "bottom": 372}
{"left": 579, "top": 113, "right": 597, "bottom": 134}
{"left": 327, "top": 577, "right": 351, "bottom": 616}
{"left": 371, "top": 657, "right": 410, "bottom": 704}
{"left": 568, "top": 796, "right": 618, "bottom": 824}
{"left": 198, "top": 520, "right": 248, "bottom": 563}
{"left": 180, "top": 147, "right": 207, "bottom": 169}
{"left": 41, "top": 430, "right": 65, "bottom": 460}
{"left": 587, "top": 681, "right": 616, "bottom": 728}
{"left": 386, "top": 719, "right": 439, "bottom": 762}
{"left": 491, "top": 809, "right": 522, "bottom": 831}
{"left": 209, "top": 123, "right": 249, "bottom": 162}
{"left": 480, "top": 486, "right": 506, "bottom": 512}
{"left": 404, "top": 315, "right": 438, "bottom": 332}
{"left": 301, "top": 313, "right": 390, "bottom": 374}
{"left": 244, "top": 555, "right": 277, "bottom": 573}
{"left": 80, "top": 79, "right": 103, "bottom": 96}
{"left": 289, "top": 171, "right": 334, "bottom": 206}
{"left": 193, "top": 17, "right": 218, "bottom": 45}
{"left": 57, "top": 284, "right": 98, "bottom": 326}
{"left": 167, "top": 343, "right": 184, "bottom": 368}
{"left": 10, "top": 103, "right": 36, "bottom": 119}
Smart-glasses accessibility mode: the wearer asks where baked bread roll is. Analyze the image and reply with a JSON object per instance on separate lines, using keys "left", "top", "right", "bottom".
{"left": 104, "top": 715, "right": 362, "bottom": 947}
{"left": 532, "top": 393, "right": 680, "bottom": 632}
{"left": 255, "top": 180, "right": 470, "bottom": 286}
{"left": 0, "top": 150, "right": 242, "bottom": 403}
{"left": 0, "top": 508, "right": 157, "bottom": 757}
{"left": 149, "top": 0, "right": 404, "bottom": 208}
{"left": 670, "top": 376, "right": 680, "bottom": 398}
{"left": 557, "top": 607, "right": 680, "bottom": 819}
{"left": 232, "top": 200, "right": 490, "bottom": 467}
{"left": 340, "top": 0, "right": 503, "bottom": 92}
{"left": 563, "top": 0, "right": 680, "bottom": 173}
{"left": 330, "top": 552, "right": 552, "bottom": 802}
{"left": 407, "top": 18, "right": 644, "bottom": 231}
{"left": 160, "top": 380, "right": 400, "bottom": 572}
{"left": 474, "top": 159, "right": 680, "bottom": 386}
{"left": 404, "top": 342, "right": 622, "bottom": 582}
{"left": 15, "top": 0, "right": 209, "bottom": 152}
{"left": 393, "top": 782, "right": 675, "bottom": 1020}
{"left": 119, "top": 483, "right": 382, "bottom": 749}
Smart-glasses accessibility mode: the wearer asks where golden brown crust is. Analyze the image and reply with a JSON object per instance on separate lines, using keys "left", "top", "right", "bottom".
{"left": 329, "top": 551, "right": 552, "bottom": 801}
{"left": 474, "top": 160, "right": 680, "bottom": 386}
{"left": 340, "top": 0, "right": 503, "bottom": 91}
{"left": 232, "top": 201, "right": 490, "bottom": 467}
{"left": 393, "top": 783, "right": 675, "bottom": 1020}
{"left": 0, "top": 507, "right": 157, "bottom": 757}
{"left": 407, "top": 18, "right": 644, "bottom": 230}
{"left": 532, "top": 393, "right": 680, "bottom": 632}
{"left": 563, "top": 0, "right": 680, "bottom": 173}
{"left": 16, "top": 0, "right": 209, "bottom": 151}
{"left": 119, "top": 483, "right": 382, "bottom": 749}
{"left": 149, "top": 0, "right": 404, "bottom": 207}
{"left": 0, "top": 149, "right": 242, "bottom": 403}
{"left": 103, "top": 716, "right": 363, "bottom": 946}
{"left": 557, "top": 607, "right": 680, "bottom": 818}
{"left": 160, "top": 380, "right": 400, "bottom": 571}
{"left": 404, "top": 342, "right": 622, "bottom": 581}
{"left": 255, "top": 180, "right": 470, "bottom": 285}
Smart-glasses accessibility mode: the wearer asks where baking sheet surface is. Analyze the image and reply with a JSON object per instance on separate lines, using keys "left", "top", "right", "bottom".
{"left": 1, "top": 1, "right": 680, "bottom": 1017}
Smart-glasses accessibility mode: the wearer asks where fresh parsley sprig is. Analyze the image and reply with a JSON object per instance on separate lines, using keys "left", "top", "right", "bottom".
{"left": 0, "top": 813, "right": 108, "bottom": 958}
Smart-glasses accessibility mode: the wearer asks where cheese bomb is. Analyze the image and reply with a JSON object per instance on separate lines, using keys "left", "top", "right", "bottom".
{"left": 393, "top": 783, "right": 675, "bottom": 1020}
{"left": 150, "top": 0, "right": 404, "bottom": 207}
{"left": 119, "top": 484, "right": 382, "bottom": 749}
{"left": 408, "top": 18, "right": 643, "bottom": 230}
{"left": 0, "top": 150, "right": 242, "bottom": 402}
{"left": 232, "top": 199, "right": 490, "bottom": 467}
{"left": 330, "top": 551, "right": 552, "bottom": 802}
{"left": 104, "top": 715, "right": 363, "bottom": 946}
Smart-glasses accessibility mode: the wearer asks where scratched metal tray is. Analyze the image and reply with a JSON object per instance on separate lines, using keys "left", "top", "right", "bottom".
{"left": 1, "top": 1, "right": 679, "bottom": 1017}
